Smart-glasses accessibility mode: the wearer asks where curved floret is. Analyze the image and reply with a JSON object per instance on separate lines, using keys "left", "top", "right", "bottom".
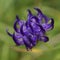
{"left": 6, "top": 8, "right": 54, "bottom": 50}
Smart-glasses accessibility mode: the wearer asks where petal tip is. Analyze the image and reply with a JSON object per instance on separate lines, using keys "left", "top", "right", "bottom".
{"left": 6, "top": 28, "right": 12, "bottom": 37}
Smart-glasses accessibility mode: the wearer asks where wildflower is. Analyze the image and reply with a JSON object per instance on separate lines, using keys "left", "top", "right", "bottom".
{"left": 6, "top": 8, "right": 54, "bottom": 50}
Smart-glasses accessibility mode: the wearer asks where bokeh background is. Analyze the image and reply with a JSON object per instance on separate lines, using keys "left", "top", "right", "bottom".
{"left": 0, "top": 0, "right": 60, "bottom": 60}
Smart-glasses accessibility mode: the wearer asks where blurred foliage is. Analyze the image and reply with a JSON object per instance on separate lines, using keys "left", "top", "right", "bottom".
{"left": 0, "top": 0, "right": 60, "bottom": 60}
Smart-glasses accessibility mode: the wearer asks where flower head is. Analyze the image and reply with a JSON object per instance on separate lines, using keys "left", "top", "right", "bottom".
{"left": 6, "top": 8, "right": 54, "bottom": 50}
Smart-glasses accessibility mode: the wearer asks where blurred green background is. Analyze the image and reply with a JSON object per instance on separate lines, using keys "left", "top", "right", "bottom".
{"left": 0, "top": 0, "right": 60, "bottom": 60}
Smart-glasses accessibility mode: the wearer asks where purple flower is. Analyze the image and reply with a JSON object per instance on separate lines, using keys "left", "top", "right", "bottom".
{"left": 6, "top": 8, "right": 54, "bottom": 50}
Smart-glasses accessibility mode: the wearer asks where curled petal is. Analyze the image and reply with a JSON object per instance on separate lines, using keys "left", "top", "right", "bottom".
{"left": 34, "top": 8, "right": 50, "bottom": 24}
{"left": 25, "top": 21, "right": 34, "bottom": 34}
{"left": 13, "top": 33, "right": 24, "bottom": 46}
{"left": 6, "top": 28, "right": 12, "bottom": 37}
{"left": 34, "top": 8, "right": 43, "bottom": 15}
{"left": 14, "top": 16, "right": 20, "bottom": 33}
{"left": 27, "top": 35, "right": 37, "bottom": 46}
{"left": 30, "top": 22, "right": 45, "bottom": 34}
{"left": 25, "top": 21, "right": 33, "bottom": 34}
{"left": 30, "top": 16, "right": 40, "bottom": 23}
{"left": 34, "top": 8, "right": 43, "bottom": 22}
{"left": 42, "top": 18, "right": 54, "bottom": 31}
{"left": 27, "top": 9, "right": 33, "bottom": 20}
{"left": 13, "top": 33, "right": 20, "bottom": 45}
{"left": 20, "top": 24, "right": 28, "bottom": 35}
{"left": 29, "top": 22, "right": 45, "bottom": 35}
{"left": 37, "top": 24, "right": 45, "bottom": 33}
{"left": 43, "top": 15, "right": 51, "bottom": 23}
{"left": 14, "top": 16, "right": 24, "bottom": 33}
{"left": 23, "top": 36, "right": 33, "bottom": 50}
{"left": 50, "top": 18, "right": 54, "bottom": 29}
{"left": 16, "top": 15, "right": 20, "bottom": 21}
{"left": 39, "top": 36, "right": 49, "bottom": 42}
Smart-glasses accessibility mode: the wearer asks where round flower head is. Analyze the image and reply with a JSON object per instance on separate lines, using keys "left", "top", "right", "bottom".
{"left": 6, "top": 8, "right": 54, "bottom": 50}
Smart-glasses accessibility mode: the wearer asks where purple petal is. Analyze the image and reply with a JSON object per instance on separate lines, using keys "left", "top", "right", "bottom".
{"left": 42, "top": 18, "right": 54, "bottom": 31}
{"left": 39, "top": 36, "right": 49, "bottom": 42}
{"left": 27, "top": 9, "right": 33, "bottom": 20}
{"left": 13, "top": 33, "right": 24, "bottom": 46}
{"left": 34, "top": 8, "right": 43, "bottom": 22}
{"left": 14, "top": 16, "right": 24, "bottom": 33}
{"left": 14, "top": 16, "right": 20, "bottom": 33}
{"left": 43, "top": 15, "right": 51, "bottom": 23}
{"left": 27, "top": 34, "right": 37, "bottom": 46}
{"left": 23, "top": 36, "right": 33, "bottom": 50}
{"left": 20, "top": 24, "right": 29, "bottom": 36}
{"left": 20, "top": 23, "right": 34, "bottom": 36}
{"left": 6, "top": 28, "right": 13, "bottom": 37}
{"left": 37, "top": 24, "right": 45, "bottom": 33}
{"left": 16, "top": 15, "right": 20, "bottom": 21}
{"left": 50, "top": 18, "right": 54, "bottom": 29}
{"left": 30, "top": 16, "right": 40, "bottom": 23}
{"left": 34, "top": 8, "right": 43, "bottom": 15}
{"left": 25, "top": 21, "right": 33, "bottom": 34}
{"left": 29, "top": 21, "right": 45, "bottom": 35}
